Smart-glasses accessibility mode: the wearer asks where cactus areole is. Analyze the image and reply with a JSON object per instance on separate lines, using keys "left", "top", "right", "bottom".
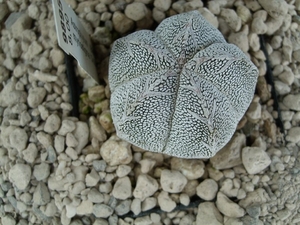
{"left": 109, "top": 11, "right": 258, "bottom": 158}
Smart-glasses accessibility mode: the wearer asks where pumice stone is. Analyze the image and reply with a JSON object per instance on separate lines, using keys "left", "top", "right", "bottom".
{"left": 109, "top": 10, "right": 258, "bottom": 158}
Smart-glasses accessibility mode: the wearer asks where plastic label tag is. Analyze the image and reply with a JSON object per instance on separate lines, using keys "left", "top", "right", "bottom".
{"left": 52, "top": 0, "right": 99, "bottom": 83}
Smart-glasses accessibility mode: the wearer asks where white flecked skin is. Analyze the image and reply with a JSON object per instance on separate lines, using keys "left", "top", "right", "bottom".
{"left": 109, "top": 11, "right": 258, "bottom": 158}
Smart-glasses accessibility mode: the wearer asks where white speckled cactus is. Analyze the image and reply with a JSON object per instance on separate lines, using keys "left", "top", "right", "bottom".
{"left": 109, "top": 11, "right": 258, "bottom": 158}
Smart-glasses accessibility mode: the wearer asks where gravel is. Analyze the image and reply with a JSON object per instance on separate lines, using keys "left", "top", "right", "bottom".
{"left": 0, "top": 0, "right": 300, "bottom": 224}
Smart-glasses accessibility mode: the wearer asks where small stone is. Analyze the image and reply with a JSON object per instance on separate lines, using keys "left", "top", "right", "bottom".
{"left": 275, "top": 80, "right": 291, "bottom": 95}
{"left": 112, "top": 176, "right": 132, "bottom": 200}
{"left": 9, "top": 128, "right": 28, "bottom": 152}
{"left": 196, "top": 202, "right": 223, "bottom": 225}
{"left": 269, "top": 50, "right": 282, "bottom": 66}
{"left": 131, "top": 198, "right": 141, "bottom": 215}
{"left": 9, "top": 164, "right": 31, "bottom": 190}
{"left": 11, "top": 13, "right": 32, "bottom": 38}
{"left": 115, "top": 199, "right": 132, "bottom": 215}
{"left": 157, "top": 191, "right": 176, "bottom": 212}
{"left": 39, "top": 56, "right": 52, "bottom": 72}
{"left": 1, "top": 214, "right": 16, "bottom": 225}
{"left": 251, "top": 18, "right": 268, "bottom": 34}
{"left": 28, "top": 3, "right": 40, "bottom": 19}
{"left": 66, "top": 133, "right": 78, "bottom": 147}
{"left": 160, "top": 170, "right": 187, "bottom": 193}
{"left": 152, "top": 7, "right": 165, "bottom": 23}
{"left": 139, "top": 158, "right": 156, "bottom": 173}
{"left": 99, "top": 182, "right": 112, "bottom": 193}
{"left": 42, "top": 200, "right": 57, "bottom": 217}
{"left": 239, "top": 188, "right": 271, "bottom": 208}
{"left": 32, "top": 70, "right": 58, "bottom": 82}
{"left": 24, "top": 41, "right": 43, "bottom": 59}
{"left": 220, "top": 8, "right": 242, "bottom": 31}
{"left": 20, "top": 111, "right": 31, "bottom": 126}
{"left": 76, "top": 200, "right": 93, "bottom": 215}
{"left": 242, "top": 147, "right": 271, "bottom": 174}
{"left": 58, "top": 119, "right": 76, "bottom": 136}
{"left": 33, "top": 163, "right": 50, "bottom": 181}
{"left": 286, "top": 127, "right": 300, "bottom": 143}
{"left": 47, "top": 145, "right": 57, "bottom": 163}
{"left": 73, "top": 121, "right": 89, "bottom": 154}
{"left": 141, "top": 197, "right": 157, "bottom": 211}
{"left": 112, "top": 11, "right": 134, "bottom": 34}
{"left": 27, "top": 87, "right": 47, "bottom": 108}
{"left": 116, "top": 165, "right": 132, "bottom": 177}
{"left": 94, "top": 219, "right": 109, "bottom": 225}
{"left": 246, "top": 204, "right": 261, "bottom": 218}
{"left": 237, "top": 5, "right": 252, "bottom": 24}
{"left": 154, "top": 0, "right": 171, "bottom": 11}
{"left": 44, "top": 114, "right": 61, "bottom": 134}
{"left": 66, "top": 147, "right": 78, "bottom": 160}
{"left": 0, "top": 81, "right": 26, "bottom": 108}
{"left": 66, "top": 204, "right": 76, "bottom": 218}
{"left": 33, "top": 182, "right": 50, "bottom": 205}
{"left": 93, "top": 160, "right": 107, "bottom": 172}
{"left": 22, "top": 143, "right": 38, "bottom": 163}
{"left": 85, "top": 154, "right": 100, "bottom": 163}
{"left": 50, "top": 48, "right": 65, "bottom": 68}
{"left": 54, "top": 135, "right": 65, "bottom": 153}
{"left": 257, "top": 0, "right": 288, "bottom": 20}
{"left": 276, "top": 208, "right": 291, "bottom": 220}
{"left": 99, "top": 110, "right": 114, "bottom": 133}
{"left": 133, "top": 174, "right": 159, "bottom": 201}
{"left": 85, "top": 169, "right": 100, "bottom": 187}
{"left": 246, "top": 102, "right": 262, "bottom": 123}
{"left": 179, "top": 193, "right": 190, "bottom": 206}
{"left": 135, "top": 216, "right": 153, "bottom": 225}
{"left": 72, "top": 165, "right": 88, "bottom": 182}
{"left": 283, "top": 94, "right": 300, "bottom": 111}
{"left": 88, "top": 86, "right": 106, "bottom": 102}
{"left": 36, "top": 131, "right": 53, "bottom": 148}
{"left": 100, "top": 135, "right": 132, "bottom": 166}
{"left": 216, "top": 192, "right": 245, "bottom": 217}
{"left": 125, "top": 2, "right": 148, "bottom": 21}
{"left": 170, "top": 158, "right": 205, "bottom": 180}
{"left": 93, "top": 204, "right": 114, "bottom": 218}
{"left": 210, "top": 133, "right": 245, "bottom": 169}
{"left": 228, "top": 29, "right": 249, "bottom": 53}
{"left": 196, "top": 179, "right": 218, "bottom": 201}
{"left": 89, "top": 116, "right": 107, "bottom": 142}
{"left": 278, "top": 70, "right": 294, "bottom": 86}
{"left": 70, "top": 181, "right": 85, "bottom": 195}
{"left": 88, "top": 188, "right": 104, "bottom": 203}
{"left": 249, "top": 33, "right": 260, "bottom": 52}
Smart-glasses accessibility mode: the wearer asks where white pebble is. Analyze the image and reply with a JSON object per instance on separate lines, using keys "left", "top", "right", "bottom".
{"left": 160, "top": 169, "right": 187, "bottom": 193}
{"left": 154, "top": 0, "right": 171, "bottom": 11}
{"left": 125, "top": 2, "right": 148, "bottom": 21}
{"left": 9, "top": 127, "right": 28, "bottom": 152}
{"left": 44, "top": 114, "right": 61, "bottom": 134}
{"left": 33, "top": 163, "right": 50, "bottom": 181}
{"left": 157, "top": 191, "right": 176, "bottom": 212}
{"left": 112, "top": 176, "right": 132, "bottom": 200}
{"left": 27, "top": 87, "right": 46, "bottom": 108}
{"left": 216, "top": 192, "right": 245, "bottom": 217}
{"left": 196, "top": 179, "right": 218, "bottom": 201}
{"left": 100, "top": 136, "right": 132, "bottom": 166}
{"left": 9, "top": 164, "right": 32, "bottom": 190}
{"left": 133, "top": 174, "right": 158, "bottom": 201}
{"left": 242, "top": 147, "right": 271, "bottom": 174}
